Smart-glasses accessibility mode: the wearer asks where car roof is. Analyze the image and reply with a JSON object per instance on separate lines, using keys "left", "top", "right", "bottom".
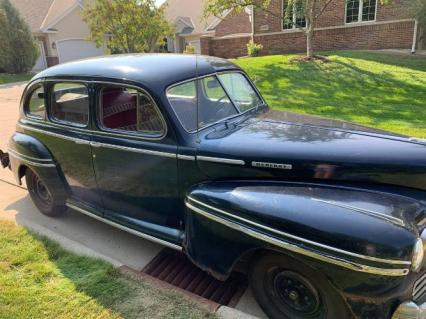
{"left": 32, "top": 54, "right": 242, "bottom": 89}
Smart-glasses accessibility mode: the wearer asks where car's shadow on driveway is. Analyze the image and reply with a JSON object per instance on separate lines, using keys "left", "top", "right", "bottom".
{"left": 5, "top": 194, "right": 162, "bottom": 271}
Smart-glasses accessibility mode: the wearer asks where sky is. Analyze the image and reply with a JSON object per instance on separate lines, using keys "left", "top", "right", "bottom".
{"left": 156, "top": 0, "right": 167, "bottom": 6}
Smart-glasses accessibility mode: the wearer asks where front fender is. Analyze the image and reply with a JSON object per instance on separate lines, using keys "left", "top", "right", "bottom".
{"left": 184, "top": 181, "right": 422, "bottom": 281}
{"left": 8, "top": 132, "right": 68, "bottom": 203}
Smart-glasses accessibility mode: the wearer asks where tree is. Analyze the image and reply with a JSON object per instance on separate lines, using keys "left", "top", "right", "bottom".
{"left": 204, "top": 0, "right": 410, "bottom": 59}
{"left": 410, "top": 0, "right": 425, "bottom": 49}
{"left": 82, "top": 0, "right": 173, "bottom": 54}
{"left": 0, "top": 0, "right": 38, "bottom": 73}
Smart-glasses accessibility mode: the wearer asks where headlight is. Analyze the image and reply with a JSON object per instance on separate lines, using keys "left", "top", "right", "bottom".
{"left": 412, "top": 237, "right": 425, "bottom": 272}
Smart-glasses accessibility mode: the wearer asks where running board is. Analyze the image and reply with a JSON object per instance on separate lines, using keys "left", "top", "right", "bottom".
{"left": 66, "top": 202, "right": 182, "bottom": 251}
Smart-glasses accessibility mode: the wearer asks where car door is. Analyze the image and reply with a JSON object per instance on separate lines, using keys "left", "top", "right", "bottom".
{"left": 42, "top": 80, "right": 102, "bottom": 211}
{"left": 90, "top": 82, "right": 181, "bottom": 244}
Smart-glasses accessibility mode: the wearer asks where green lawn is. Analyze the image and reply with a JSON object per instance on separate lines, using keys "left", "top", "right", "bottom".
{"left": 0, "top": 220, "right": 214, "bottom": 319}
{"left": 0, "top": 73, "right": 33, "bottom": 85}
{"left": 234, "top": 51, "right": 426, "bottom": 138}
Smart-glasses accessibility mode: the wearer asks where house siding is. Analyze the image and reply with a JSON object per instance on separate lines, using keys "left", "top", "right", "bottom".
{"left": 215, "top": 10, "right": 252, "bottom": 37}
{"left": 204, "top": 0, "right": 415, "bottom": 58}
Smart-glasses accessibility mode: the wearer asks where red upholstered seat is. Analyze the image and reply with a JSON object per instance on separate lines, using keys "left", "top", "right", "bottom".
{"left": 102, "top": 88, "right": 137, "bottom": 130}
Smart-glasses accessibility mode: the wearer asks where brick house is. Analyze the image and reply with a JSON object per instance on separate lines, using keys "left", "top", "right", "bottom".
{"left": 164, "top": 0, "right": 253, "bottom": 54}
{"left": 166, "top": 0, "right": 420, "bottom": 58}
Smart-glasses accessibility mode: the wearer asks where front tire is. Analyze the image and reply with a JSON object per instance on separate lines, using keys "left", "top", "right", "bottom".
{"left": 249, "top": 251, "right": 351, "bottom": 319}
{"left": 26, "top": 169, "right": 65, "bottom": 217}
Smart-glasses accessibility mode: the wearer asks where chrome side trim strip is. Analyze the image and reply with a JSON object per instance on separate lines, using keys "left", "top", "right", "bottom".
{"left": 177, "top": 154, "right": 196, "bottom": 161}
{"left": 90, "top": 141, "right": 176, "bottom": 159}
{"left": 19, "top": 123, "right": 176, "bottom": 159}
{"left": 196, "top": 156, "right": 245, "bottom": 165}
{"left": 7, "top": 148, "right": 53, "bottom": 162}
{"left": 66, "top": 202, "right": 182, "bottom": 251}
{"left": 8, "top": 152, "right": 56, "bottom": 168}
{"left": 311, "top": 198, "right": 405, "bottom": 227}
{"left": 186, "top": 201, "right": 409, "bottom": 276}
{"left": 18, "top": 123, "right": 84, "bottom": 143}
{"left": 187, "top": 196, "right": 411, "bottom": 266}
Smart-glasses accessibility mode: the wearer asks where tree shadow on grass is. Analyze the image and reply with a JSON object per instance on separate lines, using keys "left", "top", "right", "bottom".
{"left": 324, "top": 51, "right": 426, "bottom": 73}
{"left": 250, "top": 56, "right": 426, "bottom": 136}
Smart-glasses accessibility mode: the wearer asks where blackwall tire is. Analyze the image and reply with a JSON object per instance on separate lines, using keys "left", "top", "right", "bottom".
{"left": 26, "top": 169, "right": 65, "bottom": 217}
{"left": 249, "top": 251, "right": 352, "bottom": 319}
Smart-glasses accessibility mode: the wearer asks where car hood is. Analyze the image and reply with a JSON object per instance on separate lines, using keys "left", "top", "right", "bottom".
{"left": 197, "top": 109, "right": 426, "bottom": 193}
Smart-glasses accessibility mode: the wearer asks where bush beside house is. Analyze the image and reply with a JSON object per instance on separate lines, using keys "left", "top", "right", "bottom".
{"left": 0, "top": 0, "right": 38, "bottom": 73}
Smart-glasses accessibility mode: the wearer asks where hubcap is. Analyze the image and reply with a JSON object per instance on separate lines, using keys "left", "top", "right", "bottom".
{"left": 273, "top": 271, "right": 320, "bottom": 315}
{"left": 35, "top": 176, "right": 52, "bottom": 204}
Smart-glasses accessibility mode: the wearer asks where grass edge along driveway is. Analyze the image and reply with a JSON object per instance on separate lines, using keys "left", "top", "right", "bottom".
{"left": 0, "top": 219, "right": 215, "bottom": 319}
{"left": 235, "top": 51, "right": 426, "bottom": 138}
{"left": 0, "top": 73, "right": 33, "bottom": 85}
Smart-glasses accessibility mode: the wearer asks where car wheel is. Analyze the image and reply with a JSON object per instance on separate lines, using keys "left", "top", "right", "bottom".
{"left": 26, "top": 169, "right": 65, "bottom": 217}
{"left": 249, "top": 251, "right": 352, "bottom": 319}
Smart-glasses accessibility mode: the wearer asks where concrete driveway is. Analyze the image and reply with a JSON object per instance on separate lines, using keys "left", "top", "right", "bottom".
{"left": 0, "top": 83, "right": 267, "bottom": 319}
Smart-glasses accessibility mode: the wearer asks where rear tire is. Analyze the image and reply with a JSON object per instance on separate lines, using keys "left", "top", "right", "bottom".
{"left": 249, "top": 251, "right": 352, "bottom": 319}
{"left": 26, "top": 169, "right": 65, "bottom": 217}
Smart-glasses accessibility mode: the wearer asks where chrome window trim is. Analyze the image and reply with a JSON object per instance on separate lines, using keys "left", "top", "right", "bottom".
{"left": 18, "top": 123, "right": 176, "bottom": 159}
{"left": 187, "top": 196, "right": 411, "bottom": 266}
{"left": 196, "top": 156, "right": 245, "bottom": 165}
{"left": 166, "top": 70, "right": 265, "bottom": 134}
{"left": 186, "top": 201, "right": 409, "bottom": 277}
{"left": 24, "top": 83, "right": 46, "bottom": 121}
{"left": 50, "top": 81, "right": 90, "bottom": 128}
{"left": 66, "top": 202, "right": 182, "bottom": 251}
{"left": 42, "top": 79, "right": 168, "bottom": 142}
{"left": 311, "top": 198, "right": 405, "bottom": 227}
{"left": 96, "top": 83, "right": 167, "bottom": 141}
{"left": 8, "top": 151, "right": 56, "bottom": 168}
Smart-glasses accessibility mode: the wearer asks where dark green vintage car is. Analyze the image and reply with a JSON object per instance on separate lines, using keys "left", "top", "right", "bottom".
{"left": 2, "top": 54, "right": 426, "bottom": 319}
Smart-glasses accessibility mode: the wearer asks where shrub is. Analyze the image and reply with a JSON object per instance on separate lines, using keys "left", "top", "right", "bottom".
{"left": 247, "top": 40, "right": 263, "bottom": 57}
{"left": 183, "top": 44, "right": 195, "bottom": 54}
{"left": 0, "top": 0, "right": 38, "bottom": 73}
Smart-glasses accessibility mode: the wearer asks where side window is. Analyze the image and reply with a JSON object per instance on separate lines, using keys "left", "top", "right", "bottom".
{"left": 167, "top": 81, "right": 198, "bottom": 132}
{"left": 167, "top": 76, "right": 238, "bottom": 132}
{"left": 26, "top": 85, "right": 45, "bottom": 118}
{"left": 99, "top": 85, "right": 164, "bottom": 135}
{"left": 51, "top": 83, "right": 89, "bottom": 126}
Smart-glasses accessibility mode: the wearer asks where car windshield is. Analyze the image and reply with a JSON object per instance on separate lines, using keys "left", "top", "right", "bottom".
{"left": 167, "top": 72, "right": 262, "bottom": 132}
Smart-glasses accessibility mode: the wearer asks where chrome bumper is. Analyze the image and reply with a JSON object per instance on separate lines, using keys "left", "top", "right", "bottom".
{"left": 392, "top": 301, "right": 426, "bottom": 319}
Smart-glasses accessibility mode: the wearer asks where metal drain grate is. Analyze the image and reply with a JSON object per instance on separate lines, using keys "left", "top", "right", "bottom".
{"left": 143, "top": 248, "right": 247, "bottom": 306}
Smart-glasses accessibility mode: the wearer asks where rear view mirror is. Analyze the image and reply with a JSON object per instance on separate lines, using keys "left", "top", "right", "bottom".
{"left": 206, "top": 79, "right": 220, "bottom": 89}
{"left": 37, "top": 92, "right": 45, "bottom": 99}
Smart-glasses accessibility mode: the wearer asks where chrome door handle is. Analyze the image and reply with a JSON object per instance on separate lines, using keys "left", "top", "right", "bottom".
{"left": 90, "top": 142, "right": 102, "bottom": 148}
{"left": 74, "top": 139, "right": 90, "bottom": 145}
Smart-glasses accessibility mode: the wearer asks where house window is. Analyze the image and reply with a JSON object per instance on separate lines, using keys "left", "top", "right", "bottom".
{"left": 346, "top": 0, "right": 376, "bottom": 24}
{"left": 282, "top": 0, "right": 306, "bottom": 30}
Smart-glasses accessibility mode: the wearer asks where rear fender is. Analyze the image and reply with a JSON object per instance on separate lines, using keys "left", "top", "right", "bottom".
{"left": 184, "top": 180, "right": 420, "bottom": 281}
{"left": 8, "top": 132, "right": 68, "bottom": 203}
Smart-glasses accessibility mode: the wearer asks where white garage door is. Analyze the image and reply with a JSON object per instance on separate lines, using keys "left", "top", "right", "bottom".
{"left": 57, "top": 39, "right": 104, "bottom": 64}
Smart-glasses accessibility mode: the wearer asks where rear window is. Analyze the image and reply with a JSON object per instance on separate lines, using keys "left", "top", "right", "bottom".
{"left": 26, "top": 85, "right": 45, "bottom": 118}
{"left": 51, "top": 82, "right": 89, "bottom": 126}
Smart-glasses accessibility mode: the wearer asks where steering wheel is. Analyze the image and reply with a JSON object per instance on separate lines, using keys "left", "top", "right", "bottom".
{"left": 212, "top": 95, "right": 231, "bottom": 119}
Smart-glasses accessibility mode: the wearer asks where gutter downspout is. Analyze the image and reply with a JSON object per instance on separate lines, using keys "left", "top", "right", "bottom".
{"left": 412, "top": 19, "right": 418, "bottom": 54}
{"left": 251, "top": 5, "right": 255, "bottom": 42}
